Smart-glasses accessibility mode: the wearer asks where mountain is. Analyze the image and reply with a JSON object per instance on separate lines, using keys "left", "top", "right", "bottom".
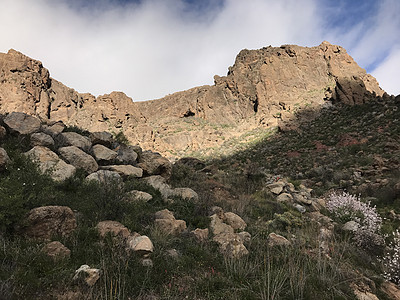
{"left": 0, "top": 42, "right": 388, "bottom": 159}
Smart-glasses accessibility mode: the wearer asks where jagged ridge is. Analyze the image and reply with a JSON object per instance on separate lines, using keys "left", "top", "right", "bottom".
{"left": 0, "top": 42, "right": 387, "bottom": 158}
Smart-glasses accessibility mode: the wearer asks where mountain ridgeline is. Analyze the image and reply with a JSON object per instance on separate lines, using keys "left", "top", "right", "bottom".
{"left": 0, "top": 41, "right": 389, "bottom": 159}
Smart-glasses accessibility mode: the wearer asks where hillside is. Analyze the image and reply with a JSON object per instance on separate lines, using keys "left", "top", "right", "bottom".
{"left": 0, "top": 42, "right": 400, "bottom": 299}
{"left": 0, "top": 42, "right": 386, "bottom": 159}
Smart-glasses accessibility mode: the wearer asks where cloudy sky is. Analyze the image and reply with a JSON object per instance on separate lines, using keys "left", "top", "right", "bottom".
{"left": 0, "top": 0, "right": 399, "bottom": 100}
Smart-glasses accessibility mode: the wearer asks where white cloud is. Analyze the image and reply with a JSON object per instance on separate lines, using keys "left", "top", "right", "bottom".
{"left": 0, "top": 0, "right": 323, "bottom": 100}
{"left": 0, "top": 0, "right": 398, "bottom": 100}
{"left": 372, "top": 47, "right": 400, "bottom": 96}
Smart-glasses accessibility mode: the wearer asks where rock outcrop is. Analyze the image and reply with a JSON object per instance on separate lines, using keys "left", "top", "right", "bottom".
{"left": 0, "top": 43, "right": 387, "bottom": 158}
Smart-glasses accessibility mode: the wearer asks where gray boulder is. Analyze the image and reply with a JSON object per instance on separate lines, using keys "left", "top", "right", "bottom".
{"left": 56, "top": 132, "right": 91, "bottom": 152}
{"left": 30, "top": 132, "right": 55, "bottom": 148}
{"left": 4, "top": 112, "right": 41, "bottom": 135}
{"left": 25, "top": 146, "right": 76, "bottom": 181}
{"left": 59, "top": 146, "right": 98, "bottom": 174}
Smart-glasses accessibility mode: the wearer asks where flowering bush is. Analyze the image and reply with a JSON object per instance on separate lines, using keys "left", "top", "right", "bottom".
{"left": 383, "top": 230, "right": 400, "bottom": 286}
{"left": 326, "top": 191, "right": 383, "bottom": 249}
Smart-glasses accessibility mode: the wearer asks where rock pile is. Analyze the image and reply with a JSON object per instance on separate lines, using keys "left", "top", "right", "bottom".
{"left": 0, "top": 112, "right": 172, "bottom": 184}
{"left": 208, "top": 206, "right": 251, "bottom": 258}
{"left": 265, "top": 178, "right": 325, "bottom": 213}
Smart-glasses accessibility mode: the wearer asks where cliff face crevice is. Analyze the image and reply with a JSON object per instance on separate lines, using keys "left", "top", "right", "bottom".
{"left": 0, "top": 42, "right": 386, "bottom": 158}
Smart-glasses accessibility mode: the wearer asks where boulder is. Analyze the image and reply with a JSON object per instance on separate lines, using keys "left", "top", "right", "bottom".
{"left": 30, "top": 132, "right": 55, "bottom": 148}
{"left": 42, "top": 122, "right": 65, "bottom": 137}
{"left": 209, "top": 214, "right": 234, "bottom": 236}
{"left": 294, "top": 204, "right": 306, "bottom": 213}
{"left": 266, "top": 181, "right": 286, "bottom": 195}
{"left": 276, "top": 193, "right": 293, "bottom": 203}
{"left": 124, "top": 190, "right": 153, "bottom": 202}
{"left": 86, "top": 170, "right": 122, "bottom": 184}
{"left": 191, "top": 228, "right": 209, "bottom": 243}
{"left": 0, "top": 125, "right": 7, "bottom": 140}
{"left": 116, "top": 144, "right": 138, "bottom": 164}
{"left": 73, "top": 265, "right": 101, "bottom": 286}
{"left": 127, "top": 235, "right": 154, "bottom": 256}
{"left": 213, "top": 232, "right": 249, "bottom": 258}
{"left": 91, "top": 144, "right": 118, "bottom": 164}
{"left": 90, "top": 131, "right": 113, "bottom": 147}
{"left": 59, "top": 146, "right": 98, "bottom": 174}
{"left": 171, "top": 187, "right": 199, "bottom": 201}
{"left": 237, "top": 231, "right": 251, "bottom": 244}
{"left": 100, "top": 165, "right": 143, "bottom": 178}
{"left": 209, "top": 206, "right": 225, "bottom": 219}
{"left": 0, "top": 147, "right": 11, "bottom": 170}
{"left": 142, "top": 175, "right": 173, "bottom": 199}
{"left": 41, "top": 241, "right": 71, "bottom": 261}
{"left": 268, "top": 233, "right": 291, "bottom": 247}
{"left": 56, "top": 132, "right": 91, "bottom": 152}
{"left": 224, "top": 212, "right": 247, "bottom": 231}
{"left": 137, "top": 151, "right": 172, "bottom": 179}
{"left": 25, "top": 146, "right": 76, "bottom": 181}
{"left": 24, "top": 206, "right": 77, "bottom": 240}
{"left": 96, "top": 220, "right": 131, "bottom": 239}
{"left": 224, "top": 237, "right": 249, "bottom": 258}
{"left": 4, "top": 112, "right": 41, "bottom": 135}
{"left": 293, "top": 193, "right": 312, "bottom": 205}
{"left": 154, "top": 209, "right": 187, "bottom": 235}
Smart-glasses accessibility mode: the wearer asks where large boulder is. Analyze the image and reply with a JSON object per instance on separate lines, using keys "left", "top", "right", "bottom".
{"left": 91, "top": 144, "right": 118, "bottom": 164}
{"left": 154, "top": 209, "right": 187, "bottom": 235}
{"left": 85, "top": 170, "right": 122, "bottom": 184}
{"left": 123, "top": 190, "right": 153, "bottom": 202}
{"left": 42, "top": 122, "right": 65, "bottom": 137}
{"left": 127, "top": 235, "right": 154, "bottom": 256}
{"left": 56, "top": 132, "right": 91, "bottom": 152}
{"left": 100, "top": 165, "right": 143, "bottom": 178}
{"left": 191, "top": 228, "right": 209, "bottom": 243}
{"left": 73, "top": 265, "right": 101, "bottom": 286}
{"left": 30, "top": 132, "right": 55, "bottom": 148}
{"left": 90, "top": 131, "right": 113, "bottom": 147}
{"left": 0, "top": 147, "right": 11, "bottom": 170}
{"left": 224, "top": 212, "right": 247, "bottom": 231}
{"left": 0, "top": 125, "right": 7, "bottom": 140}
{"left": 59, "top": 146, "right": 98, "bottom": 174}
{"left": 267, "top": 233, "right": 291, "bottom": 247}
{"left": 171, "top": 188, "right": 199, "bottom": 201}
{"left": 25, "top": 146, "right": 76, "bottom": 181}
{"left": 96, "top": 220, "right": 131, "bottom": 239}
{"left": 24, "top": 206, "right": 77, "bottom": 240}
{"left": 41, "top": 241, "right": 71, "bottom": 261}
{"left": 137, "top": 151, "right": 172, "bottom": 179}
{"left": 116, "top": 144, "right": 138, "bottom": 164}
{"left": 209, "top": 214, "right": 234, "bottom": 236}
{"left": 3, "top": 112, "right": 41, "bottom": 135}
{"left": 142, "top": 175, "right": 173, "bottom": 199}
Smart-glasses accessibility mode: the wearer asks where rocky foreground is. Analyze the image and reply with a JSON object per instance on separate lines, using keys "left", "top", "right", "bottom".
{"left": 1, "top": 107, "right": 400, "bottom": 299}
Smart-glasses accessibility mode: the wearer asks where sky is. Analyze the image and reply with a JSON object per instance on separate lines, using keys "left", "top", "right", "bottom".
{"left": 0, "top": 0, "right": 399, "bottom": 101}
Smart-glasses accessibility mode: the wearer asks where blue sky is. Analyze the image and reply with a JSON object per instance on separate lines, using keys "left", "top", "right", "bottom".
{"left": 0, "top": 0, "right": 399, "bottom": 100}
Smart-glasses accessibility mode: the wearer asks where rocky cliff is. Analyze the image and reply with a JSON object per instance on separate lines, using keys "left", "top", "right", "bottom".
{"left": 0, "top": 42, "right": 386, "bottom": 158}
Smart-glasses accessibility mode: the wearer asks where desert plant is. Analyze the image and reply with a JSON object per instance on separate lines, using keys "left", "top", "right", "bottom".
{"left": 383, "top": 230, "right": 400, "bottom": 286}
{"left": 326, "top": 191, "right": 383, "bottom": 250}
